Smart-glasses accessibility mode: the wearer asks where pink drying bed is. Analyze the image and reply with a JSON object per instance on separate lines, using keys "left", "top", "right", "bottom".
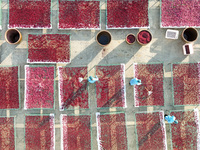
{"left": 25, "top": 115, "right": 55, "bottom": 150}
{"left": 0, "top": 117, "right": 15, "bottom": 150}
{"left": 28, "top": 34, "right": 70, "bottom": 63}
{"left": 135, "top": 111, "right": 167, "bottom": 150}
{"left": 58, "top": 0, "right": 100, "bottom": 29}
{"left": 96, "top": 112, "right": 128, "bottom": 150}
{"left": 134, "top": 63, "right": 164, "bottom": 107}
{"left": 106, "top": 0, "right": 149, "bottom": 29}
{"left": 170, "top": 109, "right": 200, "bottom": 149}
{"left": 61, "top": 115, "right": 91, "bottom": 150}
{"left": 58, "top": 66, "right": 88, "bottom": 110}
{"left": 9, "top": 0, "right": 51, "bottom": 28}
{"left": 172, "top": 63, "right": 200, "bottom": 106}
{"left": 95, "top": 64, "right": 126, "bottom": 108}
{"left": 25, "top": 65, "right": 55, "bottom": 109}
{"left": 161, "top": 0, "right": 200, "bottom": 27}
{"left": 0, "top": 66, "right": 19, "bottom": 109}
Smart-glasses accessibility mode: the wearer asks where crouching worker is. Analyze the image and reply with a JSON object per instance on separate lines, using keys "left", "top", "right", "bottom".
{"left": 164, "top": 114, "right": 178, "bottom": 124}
{"left": 88, "top": 75, "right": 99, "bottom": 83}
{"left": 130, "top": 78, "right": 142, "bottom": 86}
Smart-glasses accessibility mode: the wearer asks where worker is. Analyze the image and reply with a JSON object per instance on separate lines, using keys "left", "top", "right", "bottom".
{"left": 130, "top": 78, "right": 142, "bottom": 85}
{"left": 88, "top": 75, "right": 99, "bottom": 83}
{"left": 164, "top": 114, "right": 178, "bottom": 124}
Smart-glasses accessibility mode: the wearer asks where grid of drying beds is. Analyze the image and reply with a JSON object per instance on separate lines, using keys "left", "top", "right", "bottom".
{"left": 4, "top": 0, "right": 200, "bottom": 30}
{"left": 1, "top": 62, "right": 200, "bottom": 110}
{"left": 7, "top": 0, "right": 149, "bottom": 30}
{"left": 1, "top": 109, "right": 199, "bottom": 149}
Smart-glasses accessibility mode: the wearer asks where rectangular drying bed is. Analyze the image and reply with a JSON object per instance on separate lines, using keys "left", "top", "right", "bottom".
{"left": 27, "top": 34, "right": 70, "bottom": 63}
{"left": 96, "top": 112, "right": 128, "bottom": 150}
{"left": 135, "top": 111, "right": 167, "bottom": 150}
{"left": 61, "top": 114, "right": 91, "bottom": 150}
{"left": 161, "top": 0, "right": 200, "bottom": 28}
{"left": 134, "top": 63, "right": 164, "bottom": 107}
{"left": 0, "top": 66, "right": 20, "bottom": 109}
{"left": 172, "top": 63, "right": 200, "bottom": 106}
{"left": 95, "top": 64, "right": 126, "bottom": 108}
{"left": 170, "top": 109, "right": 200, "bottom": 149}
{"left": 9, "top": 0, "right": 51, "bottom": 28}
{"left": 58, "top": 66, "right": 89, "bottom": 110}
{"left": 0, "top": 117, "right": 15, "bottom": 150}
{"left": 24, "top": 65, "right": 55, "bottom": 109}
{"left": 25, "top": 114, "right": 55, "bottom": 150}
{"left": 58, "top": 0, "right": 100, "bottom": 29}
{"left": 106, "top": 0, "right": 149, "bottom": 29}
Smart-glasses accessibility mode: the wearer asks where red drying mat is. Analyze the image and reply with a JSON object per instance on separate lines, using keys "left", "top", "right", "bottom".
{"left": 96, "top": 113, "right": 128, "bottom": 150}
{"left": 134, "top": 63, "right": 164, "bottom": 107}
{"left": 9, "top": 0, "right": 51, "bottom": 28}
{"left": 28, "top": 34, "right": 70, "bottom": 63}
{"left": 135, "top": 111, "right": 167, "bottom": 150}
{"left": 58, "top": 0, "right": 100, "bottom": 29}
{"left": 170, "top": 109, "right": 200, "bottom": 150}
{"left": 0, "top": 66, "right": 19, "bottom": 109}
{"left": 25, "top": 66, "right": 55, "bottom": 109}
{"left": 61, "top": 115, "right": 91, "bottom": 150}
{"left": 95, "top": 64, "right": 126, "bottom": 108}
{"left": 58, "top": 66, "right": 89, "bottom": 110}
{"left": 161, "top": 0, "right": 200, "bottom": 27}
{"left": 172, "top": 63, "right": 200, "bottom": 105}
{"left": 107, "top": 0, "right": 149, "bottom": 28}
{"left": 0, "top": 117, "right": 15, "bottom": 150}
{"left": 25, "top": 115, "right": 55, "bottom": 150}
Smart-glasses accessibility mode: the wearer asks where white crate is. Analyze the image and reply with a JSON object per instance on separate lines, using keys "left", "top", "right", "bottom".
{"left": 165, "top": 29, "right": 179, "bottom": 39}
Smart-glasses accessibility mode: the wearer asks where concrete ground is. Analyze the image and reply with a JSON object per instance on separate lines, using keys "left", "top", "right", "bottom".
{"left": 1, "top": 0, "right": 200, "bottom": 149}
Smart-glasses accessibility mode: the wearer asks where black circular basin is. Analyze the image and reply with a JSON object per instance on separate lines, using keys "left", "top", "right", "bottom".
{"left": 182, "top": 27, "right": 198, "bottom": 42}
{"left": 5, "top": 29, "right": 22, "bottom": 44}
{"left": 96, "top": 31, "right": 111, "bottom": 46}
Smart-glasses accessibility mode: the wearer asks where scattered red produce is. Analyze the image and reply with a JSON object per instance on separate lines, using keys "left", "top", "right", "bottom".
{"left": 170, "top": 109, "right": 199, "bottom": 149}
{"left": 58, "top": 66, "right": 89, "bottom": 110}
{"left": 172, "top": 63, "right": 200, "bottom": 105}
{"left": 25, "top": 115, "right": 55, "bottom": 150}
{"left": 135, "top": 111, "right": 167, "bottom": 150}
{"left": 9, "top": 0, "right": 51, "bottom": 28}
{"left": 0, "top": 117, "right": 15, "bottom": 150}
{"left": 61, "top": 115, "right": 91, "bottom": 150}
{"left": 28, "top": 34, "right": 70, "bottom": 63}
{"left": 58, "top": 0, "right": 100, "bottom": 29}
{"left": 25, "top": 66, "right": 55, "bottom": 109}
{"left": 95, "top": 64, "right": 126, "bottom": 108}
{"left": 161, "top": 0, "right": 200, "bottom": 27}
{"left": 107, "top": 0, "right": 149, "bottom": 28}
{"left": 96, "top": 112, "right": 128, "bottom": 150}
{"left": 134, "top": 63, "right": 164, "bottom": 107}
{"left": 0, "top": 66, "right": 19, "bottom": 109}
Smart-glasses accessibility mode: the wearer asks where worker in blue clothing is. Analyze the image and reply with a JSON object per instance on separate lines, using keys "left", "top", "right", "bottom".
{"left": 88, "top": 75, "right": 99, "bottom": 83}
{"left": 129, "top": 78, "right": 142, "bottom": 85}
{"left": 164, "top": 114, "right": 178, "bottom": 124}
